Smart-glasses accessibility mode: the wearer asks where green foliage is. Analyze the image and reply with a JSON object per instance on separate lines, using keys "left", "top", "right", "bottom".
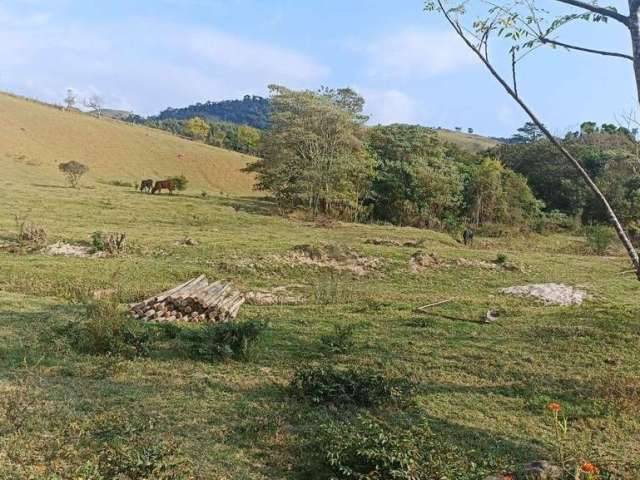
{"left": 320, "top": 324, "right": 357, "bottom": 354}
{"left": 368, "top": 124, "right": 463, "bottom": 227}
{"left": 321, "top": 415, "right": 512, "bottom": 480}
{"left": 495, "top": 253, "right": 508, "bottom": 264}
{"left": 154, "top": 95, "right": 271, "bottom": 129}
{"left": 181, "top": 320, "right": 266, "bottom": 361}
{"left": 58, "top": 160, "right": 89, "bottom": 187}
{"left": 322, "top": 415, "right": 423, "bottom": 480}
{"left": 466, "top": 158, "right": 542, "bottom": 228}
{"left": 98, "top": 438, "right": 191, "bottom": 479}
{"left": 91, "top": 231, "right": 106, "bottom": 251}
{"left": 246, "top": 85, "right": 374, "bottom": 220}
{"left": 289, "top": 366, "right": 414, "bottom": 407}
{"left": 65, "top": 300, "right": 152, "bottom": 358}
{"left": 585, "top": 224, "right": 615, "bottom": 255}
{"left": 168, "top": 175, "right": 188, "bottom": 191}
{"left": 184, "top": 116, "right": 210, "bottom": 141}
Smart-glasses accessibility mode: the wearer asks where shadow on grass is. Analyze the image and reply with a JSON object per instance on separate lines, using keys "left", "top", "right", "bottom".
{"left": 217, "top": 195, "right": 278, "bottom": 216}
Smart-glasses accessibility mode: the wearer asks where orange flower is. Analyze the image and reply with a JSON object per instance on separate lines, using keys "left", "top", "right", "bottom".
{"left": 547, "top": 402, "right": 561, "bottom": 413}
{"left": 580, "top": 462, "right": 599, "bottom": 474}
{"left": 502, "top": 475, "right": 515, "bottom": 480}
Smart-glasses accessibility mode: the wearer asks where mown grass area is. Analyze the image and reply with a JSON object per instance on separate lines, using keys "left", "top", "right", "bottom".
{"left": 1, "top": 178, "right": 640, "bottom": 479}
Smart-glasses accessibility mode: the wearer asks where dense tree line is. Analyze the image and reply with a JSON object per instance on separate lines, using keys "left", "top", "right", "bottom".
{"left": 494, "top": 122, "right": 640, "bottom": 233}
{"left": 151, "top": 95, "right": 271, "bottom": 129}
{"left": 247, "top": 85, "right": 544, "bottom": 232}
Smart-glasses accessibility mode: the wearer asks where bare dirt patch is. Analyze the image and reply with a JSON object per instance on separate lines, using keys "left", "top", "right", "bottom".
{"left": 244, "top": 286, "right": 305, "bottom": 305}
{"left": 45, "top": 242, "right": 105, "bottom": 258}
{"left": 501, "top": 283, "right": 589, "bottom": 306}
{"left": 283, "top": 243, "right": 382, "bottom": 276}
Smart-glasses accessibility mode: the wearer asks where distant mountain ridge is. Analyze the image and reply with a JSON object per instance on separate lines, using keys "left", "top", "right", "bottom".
{"left": 152, "top": 95, "right": 271, "bottom": 129}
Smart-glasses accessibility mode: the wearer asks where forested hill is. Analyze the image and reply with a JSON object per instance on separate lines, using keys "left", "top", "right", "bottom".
{"left": 153, "top": 95, "right": 271, "bottom": 129}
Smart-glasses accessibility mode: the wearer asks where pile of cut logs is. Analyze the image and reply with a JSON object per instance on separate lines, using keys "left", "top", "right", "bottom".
{"left": 131, "top": 275, "right": 244, "bottom": 323}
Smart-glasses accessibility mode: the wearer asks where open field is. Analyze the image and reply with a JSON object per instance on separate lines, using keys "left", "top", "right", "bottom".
{"left": 0, "top": 92, "right": 256, "bottom": 193}
{"left": 1, "top": 93, "right": 639, "bottom": 479}
{"left": 1, "top": 173, "right": 640, "bottom": 478}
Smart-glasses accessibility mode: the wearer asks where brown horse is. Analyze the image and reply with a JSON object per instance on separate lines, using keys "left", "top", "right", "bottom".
{"left": 152, "top": 179, "right": 175, "bottom": 194}
{"left": 140, "top": 179, "right": 153, "bottom": 192}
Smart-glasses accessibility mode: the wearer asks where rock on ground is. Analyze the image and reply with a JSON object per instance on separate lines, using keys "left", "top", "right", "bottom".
{"left": 45, "top": 242, "right": 103, "bottom": 257}
{"left": 501, "top": 283, "right": 589, "bottom": 306}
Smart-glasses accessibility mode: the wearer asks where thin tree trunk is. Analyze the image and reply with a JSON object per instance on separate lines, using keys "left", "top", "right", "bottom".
{"left": 629, "top": 1, "right": 640, "bottom": 102}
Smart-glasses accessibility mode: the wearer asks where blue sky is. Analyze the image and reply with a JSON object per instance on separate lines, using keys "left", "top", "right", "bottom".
{"left": 0, "top": 0, "right": 635, "bottom": 136}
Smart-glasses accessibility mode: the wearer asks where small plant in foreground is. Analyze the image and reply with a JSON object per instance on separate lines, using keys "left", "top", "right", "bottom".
{"left": 181, "top": 320, "right": 266, "bottom": 361}
{"left": 98, "top": 438, "right": 191, "bottom": 479}
{"left": 91, "top": 231, "right": 127, "bottom": 254}
{"left": 289, "top": 365, "right": 414, "bottom": 407}
{"left": 320, "top": 324, "right": 357, "bottom": 354}
{"left": 585, "top": 224, "right": 614, "bottom": 255}
{"left": 322, "top": 415, "right": 422, "bottom": 480}
{"left": 58, "top": 160, "right": 89, "bottom": 187}
{"left": 66, "top": 300, "right": 152, "bottom": 357}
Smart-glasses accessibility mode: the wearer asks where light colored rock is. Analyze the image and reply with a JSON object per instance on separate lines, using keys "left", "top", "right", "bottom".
{"left": 501, "top": 283, "right": 589, "bottom": 306}
{"left": 45, "top": 242, "right": 102, "bottom": 257}
{"left": 523, "top": 460, "right": 563, "bottom": 479}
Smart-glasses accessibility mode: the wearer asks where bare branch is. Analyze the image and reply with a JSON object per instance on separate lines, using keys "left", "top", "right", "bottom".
{"left": 539, "top": 36, "right": 634, "bottom": 60}
{"left": 553, "top": 0, "right": 629, "bottom": 26}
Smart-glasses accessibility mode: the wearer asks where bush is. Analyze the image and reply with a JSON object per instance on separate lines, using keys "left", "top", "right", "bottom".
{"left": 322, "top": 415, "right": 423, "bottom": 480}
{"left": 321, "top": 415, "right": 512, "bottom": 480}
{"left": 65, "top": 300, "right": 152, "bottom": 358}
{"left": 168, "top": 175, "right": 188, "bottom": 191}
{"left": 91, "top": 231, "right": 127, "bottom": 254}
{"left": 98, "top": 438, "right": 191, "bottom": 479}
{"left": 289, "top": 366, "right": 414, "bottom": 407}
{"left": 534, "top": 209, "right": 576, "bottom": 234}
{"left": 14, "top": 214, "right": 47, "bottom": 246}
{"left": 180, "top": 320, "right": 266, "bottom": 361}
{"left": 58, "top": 160, "right": 89, "bottom": 187}
{"left": 495, "top": 253, "right": 508, "bottom": 264}
{"left": 585, "top": 224, "right": 615, "bottom": 255}
{"left": 320, "top": 324, "right": 357, "bottom": 354}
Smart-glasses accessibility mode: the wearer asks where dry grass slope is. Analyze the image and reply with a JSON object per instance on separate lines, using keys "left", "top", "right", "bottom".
{"left": 436, "top": 128, "right": 499, "bottom": 152}
{"left": 0, "top": 92, "right": 256, "bottom": 193}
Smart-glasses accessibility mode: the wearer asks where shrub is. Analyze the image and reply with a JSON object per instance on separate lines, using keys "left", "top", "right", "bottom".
{"left": 58, "top": 160, "right": 89, "bottom": 187}
{"left": 322, "top": 415, "right": 423, "bottom": 480}
{"left": 66, "top": 300, "right": 152, "bottom": 358}
{"left": 289, "top": 366, "right": 414, "bottom": 407}
{"left": 98, "top": 438, "right": 190, "bottom": 479}
{"left": 585, "top": 224, "right": 615, "bottom": 255}
{"left": 534, "top": 209, "right": 576, "bottom": 234}
{"left": 495, "top": 253, "right": 508, "bottom": 264}
{"left": 321, "top": 415, "right": 511, "bottom": 480}
{"left": 180, "top": 320, "right": 266, "bottom": 361}
{"left": 320, "top": 324, "right": 357, "bottom": 354}
{"left": 91, "top": 231, "right": 127, "bottom": 254}
{"left": 14, "top": 214, "right": 47, "bottom": 246}
{"left": 168, "top": 174, "right": 188, "bottom": 191}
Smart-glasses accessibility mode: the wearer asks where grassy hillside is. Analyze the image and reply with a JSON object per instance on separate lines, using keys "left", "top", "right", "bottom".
{"left": 0, "top": 92, "right": 256, "bottom": 193}
{"left": 436, "top": 128, "right": 500, "bottom": 152}
{"left": 1, "top": 168, "right": 640, "bottom": 478}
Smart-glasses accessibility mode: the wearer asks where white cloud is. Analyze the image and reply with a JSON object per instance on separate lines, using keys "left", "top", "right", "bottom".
{"left": 364, "top": 28, "right": 477, "bottom": 79}
{"left": 0, "top": 5, "right": 328, "bottom": 114}
{"left": 360, "top": 88, "right": 419, "bottom": 125}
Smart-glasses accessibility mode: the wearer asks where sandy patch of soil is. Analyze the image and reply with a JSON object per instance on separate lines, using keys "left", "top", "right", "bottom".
{"left": 501, "top": 283, "right": 589, "bottom": 306}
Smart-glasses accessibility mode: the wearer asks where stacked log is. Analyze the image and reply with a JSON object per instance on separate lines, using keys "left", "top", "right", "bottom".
{"left": 130, "top": 275, "right": 245, "bottom": 323}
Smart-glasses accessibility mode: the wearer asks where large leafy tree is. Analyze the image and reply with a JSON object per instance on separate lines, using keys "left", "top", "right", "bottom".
{"left": 426, "top": 0, "right": 640, "bottom": 278}
{"left": 367, "top": 124, "right": 463, "bottom": 226}
{"left": 246, "top": 85, "right": 374, "bottom": 219}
